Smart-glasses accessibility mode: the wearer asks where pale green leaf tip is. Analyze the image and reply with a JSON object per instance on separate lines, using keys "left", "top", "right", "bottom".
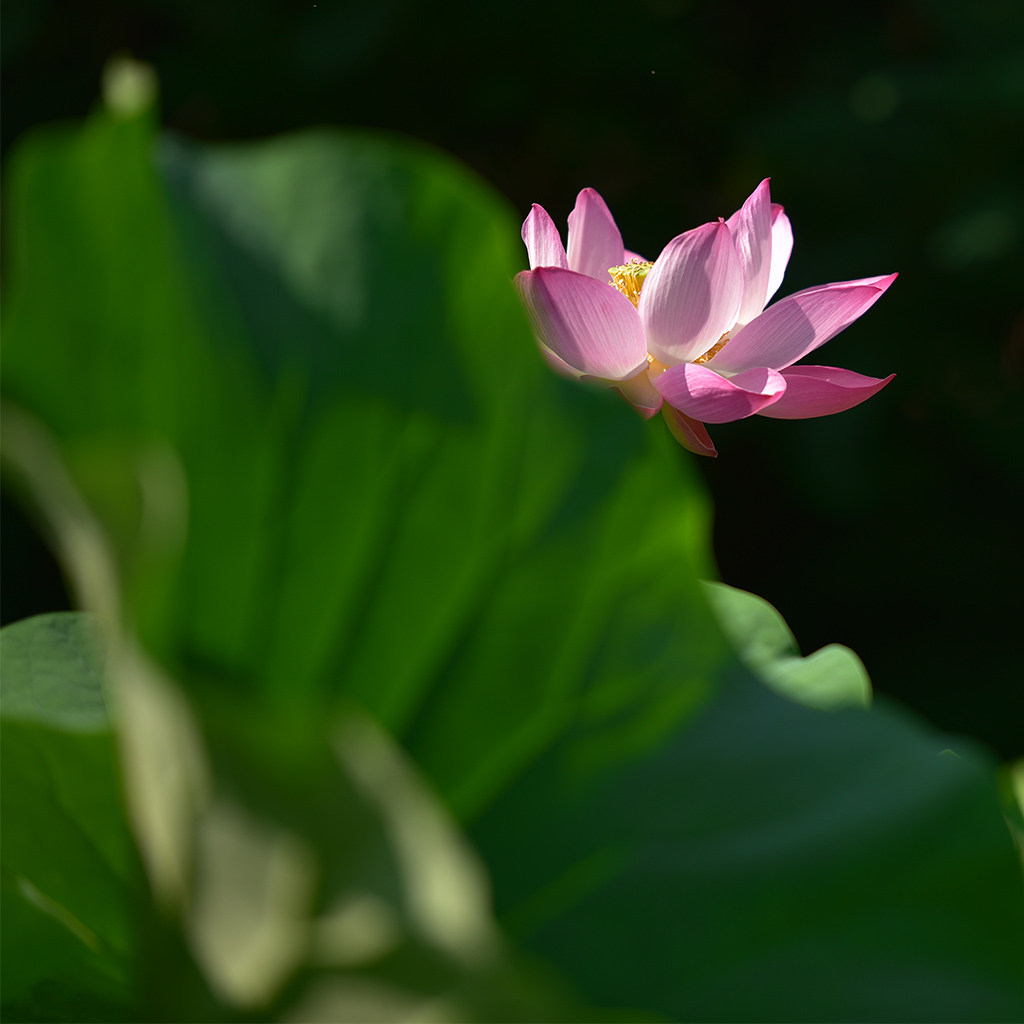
{"left": 102, "top": 54, "right": 158, "bottom": 118}
{"left": 762, "top": 644, "right": 873, "bottom": 712}
{"left": 703, "top": 581, "right": 873, "bottom": 712}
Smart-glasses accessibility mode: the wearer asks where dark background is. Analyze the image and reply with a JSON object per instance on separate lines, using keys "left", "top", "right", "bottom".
{"left": 3, "top": 0, "right": 1022, "bottom": 757}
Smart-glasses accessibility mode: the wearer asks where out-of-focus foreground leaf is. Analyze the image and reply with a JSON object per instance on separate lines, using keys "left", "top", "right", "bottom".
{"left": 1, "top": 94, "right": 719, "bottom": 1020}
{"left": 2, "top": 87, "right": 1023, "bottom": 1021}
{"left": 0, "top": 612, "right": 579, "bottom": 1023}
{"left": 0, "top": 613, "right": 141, "bottom": 1023}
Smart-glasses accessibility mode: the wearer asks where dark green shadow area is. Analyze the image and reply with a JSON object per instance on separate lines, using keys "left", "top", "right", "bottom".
{"left": 473, "top": 670, "right": 1024, "bottom": 1022}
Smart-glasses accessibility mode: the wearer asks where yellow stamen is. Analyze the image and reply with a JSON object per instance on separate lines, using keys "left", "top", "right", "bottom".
{"left": 646, "top": 354, "right": 669, "bottom": 379}
{"left": 608, "top": 259, "right": 654, "bottom": 307}
{"left": 695, "top": 333, "right": 730, "bottom": 364}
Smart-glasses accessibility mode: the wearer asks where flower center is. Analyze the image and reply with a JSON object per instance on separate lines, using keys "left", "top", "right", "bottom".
{"left": 608, "top": 259, "right": 654, "bottom": 307}
{"left": 695, "top": 333, "right": 730, "bottom": 364}
{"left": 646, "top": 354, "right": 669, "bottom": 378}
{"left": 611, "top": 261, "right": 730, "bottom": 369}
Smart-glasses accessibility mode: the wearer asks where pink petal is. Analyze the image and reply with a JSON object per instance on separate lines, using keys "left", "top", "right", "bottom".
{"left": 624, "top": 249, "right": 648, "bottom": 263}
{"left": 539, "top": 345, "right": 583, "bottom": 379}
{"left": 707, "top": 273, "right": 898, "bottom": 375}
{"left": 725, "top": 178, "right": 773, "bottom": 328}
{"left": 639, "top": 221, "right": 743, "bottom": 366}
{"left": 566, "top": 188, "right": 625, "bottom": 282}
{"left": 613, "top": 368, "right": 663, "bottom": 418}
{"left": 757, "top": 365, "right": 895, "bottom": 419}
{"left": 522, "top": 204, "right": 568, "bottom": 270}
{"left": 654, "top": 363, "right": 786, "bottom": 423}
{"left": 515, "top": 267, "right": 648, "bottom": 380}
{"left": 662, "top": 405, "right": 717, "bottom": 456}
{"left": 766, "top": 204, "right": 793, "bottom": 303}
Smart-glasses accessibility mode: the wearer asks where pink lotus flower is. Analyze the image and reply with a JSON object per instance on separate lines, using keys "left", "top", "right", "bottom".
{"left": 515, "top": 181, "right": 896, "bottom": 456}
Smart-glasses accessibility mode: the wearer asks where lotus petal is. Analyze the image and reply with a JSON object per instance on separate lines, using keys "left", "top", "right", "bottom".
{"left": 726, "top": 178, "right": 773, "bottom": 329}
{"left": 539, "top": 345, "right": 582, "bottom": 379}
{"left": 655, "top": 363, "right": 786, "bottom": 423}
{"left": 766, "top": 204, "right": 793, "bottom": 303}
{"left": 515, "top": 267, "right": 648, "bottom": 380}
{"left": 707, "top": 273, "right": 898, "bottom": 374}
{"left": 757, "top": 365, "right": 895, "bottom": 419}
{"left": 662, "top": 405, "right": 717, "bottom": 457}
{"left": 639, "top": 221, "right": 743, "bottom": 366}
{"left": 566, "top": 188, "right": 625, "bottom": 282}
{"left": 614, "top": 368, "right": 663, "bottom": 418}
{"left": 522, "top": 204, "right": 569, "bottom": 270}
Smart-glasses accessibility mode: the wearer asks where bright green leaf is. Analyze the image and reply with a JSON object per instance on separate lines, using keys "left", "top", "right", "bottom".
{"left": 704, "top": 580, "right": 872, "bottom": 710}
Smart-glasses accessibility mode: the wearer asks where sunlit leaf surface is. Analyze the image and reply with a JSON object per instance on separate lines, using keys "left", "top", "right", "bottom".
{"left": 705, "top": 580, "right": 872, "bottom": 710}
